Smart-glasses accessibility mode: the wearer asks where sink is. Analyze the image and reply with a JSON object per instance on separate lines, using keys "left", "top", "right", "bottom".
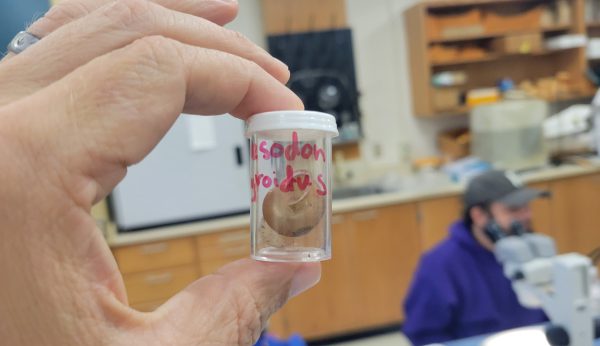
{"left": 332, "top": 184, "right": 386, "bottom": 200}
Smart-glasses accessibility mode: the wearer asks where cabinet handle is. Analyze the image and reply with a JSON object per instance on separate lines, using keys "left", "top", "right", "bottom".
{"left": 218, "top": 231, "right": 248, "bottom": 244}
{"left": 352, "top": 210, "right": 378, "bottom": 221}
{"left": 223, "top": 245, "right": 248, "bottom": 256}
{"left": 140, "top": 242, "right": 168, "bottom": 255}
{"left": 144, "top": 272, "right": 173, "bottom": 285}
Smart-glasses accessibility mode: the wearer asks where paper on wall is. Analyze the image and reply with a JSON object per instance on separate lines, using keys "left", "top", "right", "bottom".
{"left": 185, "top": 114, "right": 217, "bottom": 152}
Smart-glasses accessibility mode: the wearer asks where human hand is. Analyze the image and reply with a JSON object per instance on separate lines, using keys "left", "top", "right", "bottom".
{"left": 0, "top": 0, "right": 320, "bottom": 344}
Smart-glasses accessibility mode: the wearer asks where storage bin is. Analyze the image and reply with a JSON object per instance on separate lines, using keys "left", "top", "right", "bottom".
{"left": 491, "top": 33, "right": 543, "bottom": 54}
{"left": 427, "top": 8, "right": 485, "bottom": 39}
{"left": 484, "top": 5, "right": 542, "bottom": 32}
{"left": 433, "top": 88, "right": 461, "bottom": 111}
{"left": 438, "top": 128, "right": 471, "bottom": 162}
{"left": 429, "top": 44, "right": 460, "bottom": 62}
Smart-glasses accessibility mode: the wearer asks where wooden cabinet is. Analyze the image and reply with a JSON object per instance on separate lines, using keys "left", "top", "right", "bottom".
{"left": 196, "top": 228, "right": 249, "bottom": 276}
{"left": 114, "top": 229, "right": 250, "bottom": 313}
{"left": 261, "top": 0, "right": 347, "bottom": 35}
{"left": 416, "top": 196, "right": 463, "bottom": 252}
{"left": 124, "top": 265, "right": 199, "bottom": 305}
{"left": 404, "top": 0, "right": 592, "bottom": 117}
{"left": 416, "top": 183, "right": 553, "bottom": 253}
{"left": 269, "top": 212, "right": 360, "bottom": 338}
{"left": 351, "top": 204, "right": 420, "bottom": 325}
{"left": 270, "top": 204, "right": 421, "bottom": 339}
{"left": 111, "top": 171, "right": 600, "bottom": 340}
{"left": 113, "top": 238, "right": 196, "bottom": 274}
{"left": 548, "top": 173, "right": 600, "bottom": 254}
{"left": 528, "top": 182, "right": 553, "bottom": 237}
{"left": 114, "top": 237, "right": 200, "bottom": 311}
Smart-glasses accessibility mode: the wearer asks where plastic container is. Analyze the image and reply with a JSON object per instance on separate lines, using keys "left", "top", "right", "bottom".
{"left": 470, "top": 99, "right": 548, "bottom": 170}
{"left": 545, "top": 34, "right": 588, "bottom": 51}
{"left": 245, "top": 111, "right": 338, "bottom": 262}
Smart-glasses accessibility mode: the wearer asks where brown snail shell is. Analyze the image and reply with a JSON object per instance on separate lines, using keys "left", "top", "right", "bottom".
{"left": 262, "top": 184, "right": 325, "bottom": 237}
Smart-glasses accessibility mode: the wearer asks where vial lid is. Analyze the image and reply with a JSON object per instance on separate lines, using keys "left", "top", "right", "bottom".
{"left": 245, "top": 110, "right": 339, "bottom": 138}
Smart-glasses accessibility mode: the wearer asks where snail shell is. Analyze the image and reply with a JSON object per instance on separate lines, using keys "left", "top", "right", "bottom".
{"left": 262, "top": 184, "right": 325, "bottom": 237}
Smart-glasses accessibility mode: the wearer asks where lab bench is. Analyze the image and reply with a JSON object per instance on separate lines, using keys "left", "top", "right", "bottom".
{"left": 101, "top": 163, "right": 600, "bottom": 341}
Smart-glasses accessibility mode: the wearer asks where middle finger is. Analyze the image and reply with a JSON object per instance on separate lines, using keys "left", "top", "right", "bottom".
{"left": 0, "top": 0, "right": 289, "bottom": 106}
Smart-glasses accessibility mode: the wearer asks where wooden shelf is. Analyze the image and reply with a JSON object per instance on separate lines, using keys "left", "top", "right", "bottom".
{"left": 436, "top": 92, "right": 595, "bottom": 117}
{"left": 405, "top": 0, "right": 589, "bottom": 118}
{"left": 428, "top": 25, "right": 572, "bottom": 44}
{"left": 431, "top": 55, "right": 498, "bottom": 66}
{"left": 431, "top": 48, "right": 576, "bottom": 67}
{"left": 426, "top": 0, "right": 550, "bottom": 9}
{"left": 435, "top": 106, "right": 470, "bottom": 116}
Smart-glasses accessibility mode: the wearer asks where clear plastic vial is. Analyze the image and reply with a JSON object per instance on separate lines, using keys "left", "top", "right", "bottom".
{"left": 245, "top": 111, "right": 339, "bottom": 262}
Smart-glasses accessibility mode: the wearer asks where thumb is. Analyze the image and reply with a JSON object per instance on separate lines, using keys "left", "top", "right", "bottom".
{"left": 149, "top": 259, "right": 321, "bottom": 345}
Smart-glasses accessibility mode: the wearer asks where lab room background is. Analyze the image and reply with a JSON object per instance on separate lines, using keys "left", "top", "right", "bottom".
{"left": 5, "top": 0, "right": 600, "bottom": 345}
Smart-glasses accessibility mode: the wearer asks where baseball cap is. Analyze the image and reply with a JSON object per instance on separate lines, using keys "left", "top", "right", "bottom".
{"left": 464, "top": 170, "right": 550, "bottom": 210}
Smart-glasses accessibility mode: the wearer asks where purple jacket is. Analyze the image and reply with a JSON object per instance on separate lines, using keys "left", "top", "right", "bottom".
{"left": 402, "top": 221, "right": 547, "bottom": 345}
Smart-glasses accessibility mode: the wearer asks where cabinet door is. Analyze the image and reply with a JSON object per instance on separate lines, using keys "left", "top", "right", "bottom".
{"left": 123, "top": 265, "right": 199, "bottom": 305}
{"left": 269, "top": 212, "right": 360, "bottom": 339}
{"left": 114, "top": 237, "right": 196, "bottom": 274}
{"left": 528, "top": 182, "right": 553, "bottom": 238}
{"left": 196, "top": 229, "right": 250, "bottom": 276}
{"left": 351, "top": 204, "right": 421, "bottom": 325}
{"left": 271, "top": 204, "right": 421, "bottom": 339}
{"left": 549, "top": 174, "right": 600, "bottom": 254}
{"left": 417, "top": 196, "right": 462, "bottom": 252}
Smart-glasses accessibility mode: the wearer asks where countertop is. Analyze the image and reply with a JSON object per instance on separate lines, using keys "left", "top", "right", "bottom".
{"left": 108, "top": 163, "right": 600, "bottom": 247}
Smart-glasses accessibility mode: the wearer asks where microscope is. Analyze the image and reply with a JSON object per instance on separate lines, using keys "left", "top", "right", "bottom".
{"left": 488, "top": 222, "right": 600, "bottom": 346}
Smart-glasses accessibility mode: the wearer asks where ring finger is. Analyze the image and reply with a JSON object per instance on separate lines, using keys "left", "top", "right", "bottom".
{"left": 0, "top": 0, "right": 288, "bottom": 106}
{"left": 1, "top": 0, "right": 238, "bottom": 62}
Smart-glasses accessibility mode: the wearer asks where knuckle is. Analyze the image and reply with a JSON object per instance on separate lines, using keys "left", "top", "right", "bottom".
{"left": 34, "top": 0, "right": 90, "bottom": 33}
{"left": 129, "top": 35, "right": 181, "bottom": 66}
{"left": 100, "top": 0, "right": 154, "bottom": 31}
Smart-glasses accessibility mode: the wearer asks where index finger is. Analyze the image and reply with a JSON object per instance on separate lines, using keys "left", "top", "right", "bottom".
{"left": 3, "top": 35, "right": 303, "bottom": 206}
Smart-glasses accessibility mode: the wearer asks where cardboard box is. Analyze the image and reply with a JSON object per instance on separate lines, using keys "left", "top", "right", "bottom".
{"left": 433, "top": 88, "right": 461, "bottom": 111}
{"left": 429, "top": 44, "right": 460, "bottom": 63}
{"left": 492, "top": 33, "right": 543, "bottom": 54}
{"left": 438, "top": 128, "right": 471, "bottom": 162}
{"left": 466, "top": 88, "right": 500, "bottom": 107}
{"left": 484, "top": 5, "right": 542, "bottom": 33}
{"left": 427, "top": 8, "right": 485, "bottom": 40}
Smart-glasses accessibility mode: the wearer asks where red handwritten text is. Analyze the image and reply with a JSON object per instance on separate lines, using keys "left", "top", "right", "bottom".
{"left": 251, "top": 131, "right": 326, "bottom": 162}
{"left": 251, "top": 165, "right": 327, "bottom": 202}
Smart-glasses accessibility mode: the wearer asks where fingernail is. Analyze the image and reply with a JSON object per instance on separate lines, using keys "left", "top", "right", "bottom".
{"left": 273, "top": 57, "right": 289, "bottom": 72}
{"left": 289, "top": 263, "right": 321, "bottom": 298}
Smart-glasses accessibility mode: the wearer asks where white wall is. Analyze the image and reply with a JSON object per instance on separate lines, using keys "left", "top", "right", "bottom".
{"left": 228, "top": 0, "right": 468, "bottom": 165}
{"left": 225, "top": 0, "right": 267, "bottom": 47}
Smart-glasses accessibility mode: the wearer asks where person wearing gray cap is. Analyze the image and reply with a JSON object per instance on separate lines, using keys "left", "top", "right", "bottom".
{"left": 402, "top": 170, "right": 549, "bottom": 346}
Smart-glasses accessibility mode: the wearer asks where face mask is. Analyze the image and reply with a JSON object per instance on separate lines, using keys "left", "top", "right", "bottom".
{"left": 483, "top": 217, "right": 529, "bottom": 244}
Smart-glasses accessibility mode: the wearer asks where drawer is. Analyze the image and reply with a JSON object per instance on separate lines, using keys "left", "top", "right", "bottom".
{"left": 114, "top": 238, "right": 196, "bottom": 274}
{"left": 123, "top": 265, "right": 199, "bottom": 305}
{"left": 196, "top": 229, "right": 250, "bottom": 262}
